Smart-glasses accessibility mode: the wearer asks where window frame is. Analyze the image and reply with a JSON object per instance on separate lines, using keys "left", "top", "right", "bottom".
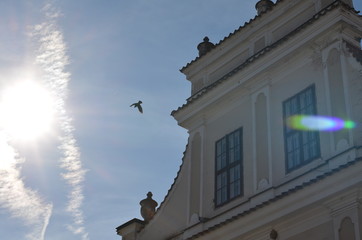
{"left": 214, "top": 128, "right": 243, "bottom": 207}
{"left": 282, "top": 85, "right": 321, "bottom": 173}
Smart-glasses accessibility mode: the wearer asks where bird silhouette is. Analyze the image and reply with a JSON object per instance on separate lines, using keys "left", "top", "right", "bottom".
{"left": 130, "top": 100, "right": 143, "bottom": 113}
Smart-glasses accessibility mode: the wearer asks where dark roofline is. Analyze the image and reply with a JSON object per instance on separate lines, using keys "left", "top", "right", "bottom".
{"left": 172, "top": 0, "right": 360, "bottom": 116}
{"left": 184, "top": 154, "right": 362, "bottom": 240}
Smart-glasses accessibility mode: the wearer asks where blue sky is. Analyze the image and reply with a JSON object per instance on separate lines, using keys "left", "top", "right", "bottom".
{"left": 0, "top": 1, "right": 360, "bottom": 239}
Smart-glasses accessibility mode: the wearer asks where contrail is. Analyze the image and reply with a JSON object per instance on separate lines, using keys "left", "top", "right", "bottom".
{"left": 0, "top": 133, "right": 53, "bottom": 240}
{"left": 32, "top": 3, "right": 88, "bottom": 240}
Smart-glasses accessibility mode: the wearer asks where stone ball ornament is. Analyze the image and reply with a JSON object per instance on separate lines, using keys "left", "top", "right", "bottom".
{"left": 140, "top": 192, "right": 158, "bottom": 223}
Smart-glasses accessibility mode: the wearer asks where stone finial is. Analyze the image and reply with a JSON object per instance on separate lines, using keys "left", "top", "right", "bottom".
{"left": 140, "top": 192, "right": 158, "bottom": 223}
{"left": 255, "top": 0, "right": 274, "bottom": 15}
{"left": 197, "top": 37, "right": 215, "bottom": 57}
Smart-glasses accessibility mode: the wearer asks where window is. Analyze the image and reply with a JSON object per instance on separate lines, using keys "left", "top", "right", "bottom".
{"left": 283, "top": 85, "right": 320, "bottom": 173}
{"left": 215, "top": 128, "right": 243, "bottom": 206}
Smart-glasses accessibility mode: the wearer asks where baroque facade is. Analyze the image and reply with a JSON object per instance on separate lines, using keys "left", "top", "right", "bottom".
{"left": 117, "top": 0, "right": 362, "bottom": 239}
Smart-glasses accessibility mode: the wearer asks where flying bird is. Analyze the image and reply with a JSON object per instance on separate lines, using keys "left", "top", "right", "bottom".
{"left": 130, "top": 100, "right": 143, "bottom": 113}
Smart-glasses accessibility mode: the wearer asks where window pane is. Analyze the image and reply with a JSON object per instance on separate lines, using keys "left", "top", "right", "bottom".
{"left": 216, "top": 156, "right": 221, "bottom": 171}
{"left": 215, "top": 129, "right": 243, "bottom": 205}
{"left": 299, "top": 92, "right": 306, "bottom": 109}
{"left": 288, "top": 152, "right": 294, "bottom": 170}
{"left": 216, "top": 171, "right": 228, "bottom": 205}
{"left": 217, "top": 174, "right": 221, "bottom": 189}
{"left": 303, "top": 144, "right": 310, "bottom": 160}
{"left": 311, "top": 139, "right": 318, "bottom": 157}
{"left": 216, "top": 172, "right": 227, "bottom": 188}
{"left": 229, "top": 134, "right": 234, "bottom": 148}
{"left": 230, "top": 182, "right": 235, "bottom": 199}
{"left": 230, "top": 180, "right": 240, "bottom": 199}
{"left": 217, "top": 172, "right": 227, "bottom": 187}
{"left": 235, "top": 146, "right": 240, "bottom": 161}
{"left": 222, "top": 138, "right": 226, "bottom": 152}
{"left": 302, "top": 131, "right": 308, "bottom": 144}
{"left": 283, "top": 86, "right": 320, "bottom": 172}
{"left": 285, "top": 101, "right": 291, "bottom": 117}
{"left": 221, "top": 153, "right": 227, "bottom": 169}
{"left": 306, "top": 88, "right": 312, "bottom": 104}
{"left": 216, "top": 190, "right": 221, "bottom": 204}
{"left": 222, "top": 172, "right": 227, "bottom": 186}
{"left": 306, "top": 105, "right": 313, "bottom": 115}
{"left": 286, "top": 136, "right": 292, "bottom": 152}
{"left": 291, "top": 98, "right": 298, "bottom": 114}
{"left": 230, "top": 166, "right": 240, "bottom": 182}
{"left": 216, "top": 141, "right": 223, "bottom": 170}
{"left": 229, "top": 165, "right": 241, "bottom": 199}
{"left": 229, "top": 148, "right": 235, "bottom": 163}
{"left": 235, "top": 133, "right": 240, "bottom": 161}
{"left": 234, "top": 131, "right": 240, "bottom": 144}
{"left": 221, "top": 186, "right": 227, "bottom": 203}
{"left": 216, "top": 141, "right": 221, "bottom": 155}
{"left": 293, "top": 137, "right": 301, "bottom": 165}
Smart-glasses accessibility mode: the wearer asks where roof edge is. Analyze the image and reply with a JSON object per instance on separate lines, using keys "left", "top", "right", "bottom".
{"left": 137, "top": 140, "right": 190, "bottom": 234}
{"left": 172, "top": 0, "right": 358, "bottom": 117}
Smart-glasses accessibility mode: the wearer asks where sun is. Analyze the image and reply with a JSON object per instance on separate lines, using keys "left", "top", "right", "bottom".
{"left": 0, "top": 81, "right": 55, "bottom": 141}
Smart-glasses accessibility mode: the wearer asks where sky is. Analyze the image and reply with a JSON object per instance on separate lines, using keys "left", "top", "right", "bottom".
{"left": 0, "top": 1, "right": 360, "bottom": 240}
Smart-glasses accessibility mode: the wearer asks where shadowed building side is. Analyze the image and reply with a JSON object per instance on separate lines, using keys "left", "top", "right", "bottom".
{"left": 116, "top": 0, "right": 362, "bottom": 239}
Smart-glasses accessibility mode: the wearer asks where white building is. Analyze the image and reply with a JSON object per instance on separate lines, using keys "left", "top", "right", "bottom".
{"left": 117, "top": 0, "right": 362, "bottom": 239}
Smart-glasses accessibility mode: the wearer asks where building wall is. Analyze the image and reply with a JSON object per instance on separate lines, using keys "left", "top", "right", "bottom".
{"left": 176, "top": 43, "right": 362, "bottom": 240}
{"left": 133, "top": 0, "right": 362, "bottom": 239}
{"left": 190, "top": 41, "right": 362, "bottom": 220}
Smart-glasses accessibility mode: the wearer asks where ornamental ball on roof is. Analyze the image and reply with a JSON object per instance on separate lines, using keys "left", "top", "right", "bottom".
{"left": 255, "top": 0, "right": 274, "bottom": 15}
{"left": 197, "top": 36, "right": 215, "bottom": 57}
{"left": 140, "top": 192, "right": 158, "bottom": 223}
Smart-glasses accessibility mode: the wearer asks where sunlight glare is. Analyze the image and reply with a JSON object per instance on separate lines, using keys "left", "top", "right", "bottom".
{"left": 0, "top": 134, "right": 17, "bottom": 170}
{"left": 286, "top": 115, "right": 356, "bottom": 131}
{"left": 0, "top": 81, "right": 55, "bottom": 141}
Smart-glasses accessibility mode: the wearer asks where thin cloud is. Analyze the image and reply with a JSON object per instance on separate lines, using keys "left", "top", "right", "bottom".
{"left": 32, "top": 4, "right": 88, "bottom": 240}
{"left": 0, "top": 134, "right": 53, "bottom": 240}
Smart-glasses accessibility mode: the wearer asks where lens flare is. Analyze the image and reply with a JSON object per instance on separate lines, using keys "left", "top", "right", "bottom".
{"left": 286, "top": 115, "right": 355, "bottom": 131}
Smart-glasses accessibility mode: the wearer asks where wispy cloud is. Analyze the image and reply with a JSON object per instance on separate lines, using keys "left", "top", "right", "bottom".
{"left": 0, "top": 133, "right": 53, "bottom": 240}
{"left": 32, "top": 3, "right": 88, "bottom": 240}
